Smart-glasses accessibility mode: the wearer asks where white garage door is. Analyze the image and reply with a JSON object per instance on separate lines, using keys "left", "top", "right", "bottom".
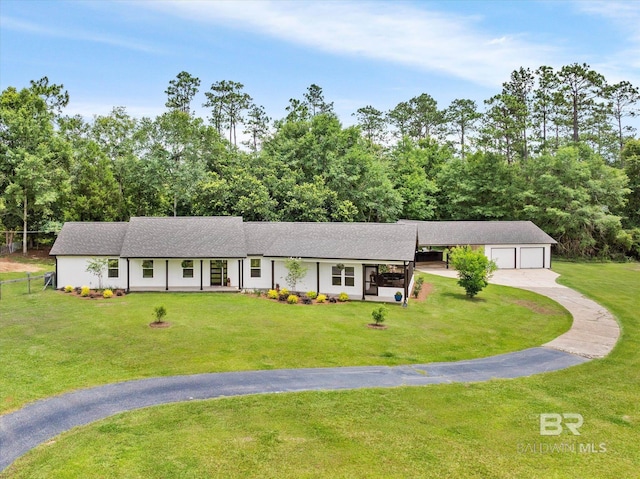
{"left": 491, "top": 248, "right": 516, "bottom": 269}
{"left": 521, "top": 247, "right": 545, "bottom": 269}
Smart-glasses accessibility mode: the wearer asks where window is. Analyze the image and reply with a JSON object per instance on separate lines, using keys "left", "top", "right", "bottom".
{"left": 108, "top": 259, "right": 119, "bottom": 278}
{"left": 332, "top": 266, "right": 342, "bottom": 286}
{"left": 182, "top": 260, "right": 194, "bottom": 278}
{"left": 332, "top": 265, "right": 355, "bottom": 287}
{"left": 142, "top": 260, "right": 154, "bottom": 278}
{"left": 250, "top": 258, "right": 261, "bottom": 278}
{"left": 344, "top": 266, "right": 355, "bottom": 287}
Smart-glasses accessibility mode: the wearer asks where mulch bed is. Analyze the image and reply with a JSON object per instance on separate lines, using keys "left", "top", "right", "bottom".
{"left": 59, "top": 289, "right": 127, "bottom": 299}
{"left": 410, "top": 282, "right": 433, "bottom": 302}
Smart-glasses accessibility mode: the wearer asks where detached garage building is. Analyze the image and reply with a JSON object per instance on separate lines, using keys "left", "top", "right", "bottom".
{"left": 401, "top": 221, "right": 557, "bottom": 269}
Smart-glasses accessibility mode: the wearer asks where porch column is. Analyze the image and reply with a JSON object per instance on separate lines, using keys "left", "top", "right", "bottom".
{"left": 271, "top": 260, "right": 275, "bottom": 290}
{"left": 238, "top": 260, "right": 242, "bottom": 289}
{"left": 316, "top": 262, "right": 320, "bottom": 293}
{"left": 126, "top": 259, "right": 130, "bottom": 292}
{"left": 165, "top": 260, "right": 169, "bottom": 291}
{"left": 403, "top": 261, "right": 408, "bottom": 307}
{"left": 362, "top": 264, "right": 366, "bottom": 300}
{"left": 200, "top": 260, "right": 203, "bottom": 291}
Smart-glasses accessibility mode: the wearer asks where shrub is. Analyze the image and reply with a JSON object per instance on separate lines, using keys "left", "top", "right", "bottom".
{"left": 153, "top": 305, "right": 167, "bottom": 323}
{"left": 371, "top": 306, "right": 387, "bottom": 325}
{"left": 63, "top": 285, "right": 73, "bottom": 293}
{"left": 338, "top": 292, "right": 349, "bottom": 302}
{"left": 80, "top": 286, "right": 90, "bottom": 297}
{"left": 449, "top": 245, "right": 497, "bottom": 298}
{"left": 279, "top": 287, "right": 289, "bottom": 296}
{"left": 301, "top": 297, "right": 312, "bottom": 305}
{"left": 267, "top": 289, "right": 279, "bottom": 299}
{"left": 306, "top": 291, "right": 318, "bottom": 300}
{"left": 412, "top": 282, "right": 422, "bottom": 298}
{"left": 116, "top": 290, "right": 123, "bottom": 297}
{"left": 416, "top": 276, "right": 425, "bottom": 286}
{"left": 278, "top": 292, "right": 289, "bottom": 302}
{"left": 253, "top": 289, "right": 262, "bottom": 296}
{"left": 287, "top": 294, "right": 299, "bottom": 304}
{"left": 329, "top": 297, "right": 337, "bottom": 303}
{"left": 103, "top": 289, "right": 113, "bottom": 299}
{"left": 316, "top": 294, "right": 327, "bottom": 303}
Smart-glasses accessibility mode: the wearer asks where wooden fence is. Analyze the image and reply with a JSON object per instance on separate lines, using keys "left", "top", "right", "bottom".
{"left": 0, "top": 272, "right": 55, "bottom": 300}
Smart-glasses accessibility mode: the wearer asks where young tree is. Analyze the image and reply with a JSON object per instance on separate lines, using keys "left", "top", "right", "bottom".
{"left": 86, "top": 258, "right": 108, "bottom": 289}
{"left": 284, "top": 257, "right": 308, "bottom": 291}
{"left": 448, "top": 246, "right": 497, "bottom": 298}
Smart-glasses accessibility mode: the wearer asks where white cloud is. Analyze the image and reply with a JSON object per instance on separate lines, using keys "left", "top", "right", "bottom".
{"left": 0, "top": 15, "right": 158, "bottom": 53}
{"left": 139, "top": 0, "right": 558, "bottom": 88}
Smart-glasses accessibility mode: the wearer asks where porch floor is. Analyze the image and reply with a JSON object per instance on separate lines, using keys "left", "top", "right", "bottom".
{"left": 363, "top": 295, "right": 407, "bottom": 304}
{"left": 128, "top": 286, "right": 240, "bottom": 293}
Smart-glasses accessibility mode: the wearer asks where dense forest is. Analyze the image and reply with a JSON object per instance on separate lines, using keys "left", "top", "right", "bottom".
{"left": 1, "top": 64, "right": 639, "bottom": 259}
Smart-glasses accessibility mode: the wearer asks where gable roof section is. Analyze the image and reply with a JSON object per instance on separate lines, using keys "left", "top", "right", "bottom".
{"left": 244, "top": 222, "right": 417, "bottom": 262}
{"left": 399, "top": 220, "right": 557, "bottom": 246}
{"left": 50, "top": 222, "right": 128, "bottom": 256}
{"left": 119, "top": 216, "right": 246, "bottom": 258}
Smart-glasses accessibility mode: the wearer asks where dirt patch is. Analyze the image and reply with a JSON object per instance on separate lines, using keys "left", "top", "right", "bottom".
{"left": 149, "top": 321, "right": 171, "bottom": 328}
{"left": 511, "top": 299, "right": 558, "bottom": 315}
{"left": 410, "top": 282, "right": 434, "bottom": 302}
{"left": 0, "top": 259, "right": 43, "bottom": 273}
{"left": 367, "top": 323, "right": 388, "bottom": 330}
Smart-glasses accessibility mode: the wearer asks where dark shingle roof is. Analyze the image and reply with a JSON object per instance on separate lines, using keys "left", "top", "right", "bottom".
{"left": 244, "top": 222, "right": 417, "bottom": 262}
{"left": 50, "top": 222, "right": 128, "bottom": 256}
{"left": 399, "top": 220, "right": 557, "bottom": 245}
{"left": 119, "top": 216, "right": 246, "bottom": 258}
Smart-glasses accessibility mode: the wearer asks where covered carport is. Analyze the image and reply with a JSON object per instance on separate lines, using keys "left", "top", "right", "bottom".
{"left": 399, "top": 220, "right": 557, "bottom": 269}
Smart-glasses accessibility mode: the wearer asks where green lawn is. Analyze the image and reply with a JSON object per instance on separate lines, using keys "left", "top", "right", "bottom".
{"left": 4, "top": 263, "right": 639, "bottom": 477}
{"left": 0, "top": 267, "right": 569, "bottom": 414}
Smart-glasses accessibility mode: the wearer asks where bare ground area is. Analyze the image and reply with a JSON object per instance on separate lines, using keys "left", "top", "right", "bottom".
{"left": 0, "top": 259, "right": 43, "bottom": 273}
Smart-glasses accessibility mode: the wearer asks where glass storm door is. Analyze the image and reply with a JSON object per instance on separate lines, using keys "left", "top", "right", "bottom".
{"left": 365, "top": 265, "right": 378, "bottom": 295}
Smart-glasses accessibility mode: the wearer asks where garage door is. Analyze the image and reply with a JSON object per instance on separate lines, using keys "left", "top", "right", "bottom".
{"left": 490, "top": 248, "right": 516, "bottom": 269}
{"left": 521, "top": 247, "right": 544, "bottom": 269}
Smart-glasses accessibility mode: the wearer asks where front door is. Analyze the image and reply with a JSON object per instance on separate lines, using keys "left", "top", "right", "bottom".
{"left": 210, "top": 260, "right": 228, "bottom": 286}
{"left": 365, "top": 265, "right": 378, "bottom": 295}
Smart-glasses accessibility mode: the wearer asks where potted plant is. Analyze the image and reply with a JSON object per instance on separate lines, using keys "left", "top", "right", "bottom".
{"left": 394, "top": 291, "right": 403, "bottom": 302}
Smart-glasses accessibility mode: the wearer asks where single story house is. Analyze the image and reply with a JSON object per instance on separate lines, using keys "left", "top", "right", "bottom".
{"left": 50, "top": 217, "right": 417, "bottom": 302}
{"left": 49, "top": 217, "right": 557, "bottom": 301}
{"left": 399, "top": 220, "right": 557, "bottom": 269}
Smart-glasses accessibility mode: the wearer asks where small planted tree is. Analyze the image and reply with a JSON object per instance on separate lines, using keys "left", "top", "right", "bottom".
{"left": 284, "top": 257, "right": 307, "bottom": 291}
{"left": 153, "top": 305, "right": 167, "bottom": 324}
{"left": 371, "top": 306, "right": 388, "bottom": 326}
{"left": 85, "top": 258, "right": 108, "bottom": 289}
{"left": 448, "top": 246, "right": 497, "bottom": 298}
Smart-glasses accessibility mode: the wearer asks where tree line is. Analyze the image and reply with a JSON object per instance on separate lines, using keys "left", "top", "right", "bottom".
{"left": 1, "top": 64, "right": 639, "bottom": 259}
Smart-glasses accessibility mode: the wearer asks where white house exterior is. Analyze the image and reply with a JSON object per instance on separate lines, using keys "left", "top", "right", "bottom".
{"left": 50, "top": 217, "right": 556, "bottom": 301}
{"left": 50, "top": 217, "right": 417, "bottom": 302}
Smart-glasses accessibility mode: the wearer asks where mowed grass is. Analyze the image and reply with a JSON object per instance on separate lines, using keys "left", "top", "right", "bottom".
{"left": 2, "top": 262, "right": 638, "bottom": 478}
{"left": 0, "top": 267, "right": 569, "bottom": 414}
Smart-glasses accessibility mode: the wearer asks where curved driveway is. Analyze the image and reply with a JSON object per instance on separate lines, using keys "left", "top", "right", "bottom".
{"left": 0, "top": 269, "right": 618, "bottom": 471}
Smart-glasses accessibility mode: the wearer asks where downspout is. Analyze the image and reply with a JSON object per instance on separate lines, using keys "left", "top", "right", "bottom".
{"left": 200, "top": 260, "right": 203, "bottom": 291}
{"left": 361, "top": 264, "right": 365, "bottom": 300}
{"left": 316, "top": 262, "right": 320, "bottom": 294}
{"left": 165, "top": 260, "right": 169, "bottom": 291}
{"left": 271, "top": 260, "right": 275, "bottom": 290}
{"left": 238, "top": 260, "right": 242, "bottom": 290}
{"left": 126, "top": 259, "right": 130, "bottom": 293}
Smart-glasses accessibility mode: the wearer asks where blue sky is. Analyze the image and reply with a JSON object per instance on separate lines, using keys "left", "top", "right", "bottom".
{"left": 1, "top": 0, "right": 639, "bottom": 126}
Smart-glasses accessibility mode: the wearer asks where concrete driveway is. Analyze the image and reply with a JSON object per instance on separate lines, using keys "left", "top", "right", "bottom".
{"left": 417, "top": 267, "right": 620, "bottom": 359}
